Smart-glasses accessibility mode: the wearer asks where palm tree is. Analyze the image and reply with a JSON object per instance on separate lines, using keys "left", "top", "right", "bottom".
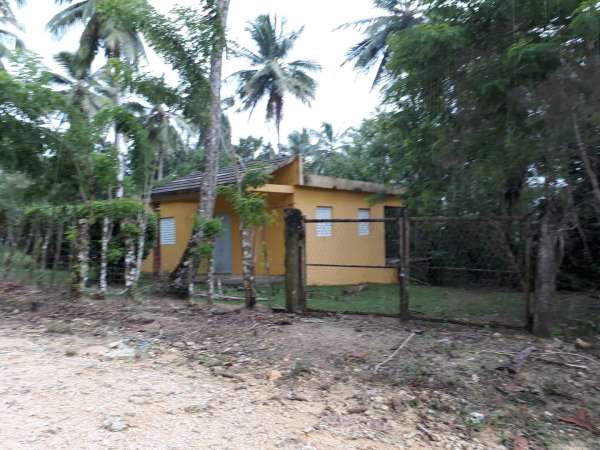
{"left": 139, "top": 105, "right": 197, "bottom": 182}
{"left": 47, "top": 0, "right": 145, "bottom": 67}
{"left": 312, "top": 122, "right": 349, "bottom": 153}
{"left": 0, "top": 0, "right": 25, "bottom": 69}
{"left": 286, "top": 128, "right": 313, "bottom": 156}
{"left": 233, "top": 15, "right": 321, "bottom": 149}
{"left": 51, "top": 51, "right": 110, "bottom": 116}
{"left": 339, "top": 0, "right": 420, "bottom": 88}
{"left": 308, "top": 122, "right": 350, "bottom": 174}
{"left": 48, "top": 0, "right": 147, "bottom": 197}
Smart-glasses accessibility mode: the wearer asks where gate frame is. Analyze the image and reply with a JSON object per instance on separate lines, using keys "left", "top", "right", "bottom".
{"left": 284, "top": 208, "right": 410, "bottom": 319}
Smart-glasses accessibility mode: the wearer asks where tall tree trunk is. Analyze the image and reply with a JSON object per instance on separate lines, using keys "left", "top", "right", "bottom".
{"left": 157, "top": 150, "right": 165, "bottom": 181}
{"left": 71, "top": 218, "right": 90, "bottom": 299}
{"left": 134, "top": 212, "right": 148, "bottom": 283}
{"left": 168, "top": 0, "right": 231, "bottom": 299}
{"left": 52, "top": 217, "right": 64, "bottom": 272}
{"left": 40, "top": 225, "right": 51, "bottom": 270}
{"left": 99, "top": 216, "right": 113, "bottom": 298}
{"left": 124, "top": 221, "right": 137, "bottom": 299}
{"left": 115, "top": 127, "right": 127, "bottom": 198}
{"left": 207, "top": 244, "right": 216, "bottom": 305}
{"left": 532, "top": 204, "right": 558, "bottom": 337}
{"left": 573, "top": 112, "right": 600, "bottom": 220}
{"left": 241, "top": 226, "right": 257, "bottom": 309}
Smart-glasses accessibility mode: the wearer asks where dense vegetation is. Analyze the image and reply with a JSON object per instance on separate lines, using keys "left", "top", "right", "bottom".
{"left": 1, "top": 0, "right": 599, "bottom": 336}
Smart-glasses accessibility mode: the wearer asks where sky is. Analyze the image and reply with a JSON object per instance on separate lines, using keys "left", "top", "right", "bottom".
{"left": 16, "top": 0, "right": 383, "bottom": 146}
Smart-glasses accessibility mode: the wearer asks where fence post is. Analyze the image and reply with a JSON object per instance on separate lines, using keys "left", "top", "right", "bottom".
{"left": 284, "top": 208, "right": 306, "bottom": 313}
{"left": 398, "top": 209, "right": 410, "bottom": 320}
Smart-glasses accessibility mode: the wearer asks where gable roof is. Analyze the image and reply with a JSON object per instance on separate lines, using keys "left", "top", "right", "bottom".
{"left": 152, "top": 155, "right": 296, "bottom": 197}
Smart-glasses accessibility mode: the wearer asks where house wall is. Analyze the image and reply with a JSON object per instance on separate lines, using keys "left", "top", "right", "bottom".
{"left": 293, "top": 187, "right": 402, "bottom": 286}
{"left": 270, "top": 158, "right": 301, "bottom": 185}
{"left": 141, "top": 192, "right": 293, "bottom": 277}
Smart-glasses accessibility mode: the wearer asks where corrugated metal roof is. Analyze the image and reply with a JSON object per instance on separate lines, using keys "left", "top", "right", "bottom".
{"left": 152, "top": 155, "right": 296, "bottom": 197}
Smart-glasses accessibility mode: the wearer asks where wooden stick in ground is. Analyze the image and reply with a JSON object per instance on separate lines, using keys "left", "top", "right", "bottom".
{"left": 374, "top": 332, "right": 416, "bottom": 374}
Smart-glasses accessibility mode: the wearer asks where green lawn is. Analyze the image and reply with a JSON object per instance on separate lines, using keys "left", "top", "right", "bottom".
{"left": 201, "top": 283, "right": 598, "bottom": 335}
{"left": 303, "top": 284, "right": 526, "bottom": 324}
{"left": 197, "top": 283, "right": 527, "bottom": 325}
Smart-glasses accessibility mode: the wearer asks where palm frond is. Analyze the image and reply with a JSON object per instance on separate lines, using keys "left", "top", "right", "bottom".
{"left": 46, "top": 0, "right": 89, "bottom": 39}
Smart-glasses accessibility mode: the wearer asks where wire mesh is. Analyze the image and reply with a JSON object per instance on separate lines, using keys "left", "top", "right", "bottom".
{"left": 304, "top": 219, "right": 401, "bottom": 315}
{"left": 0, "top": 233, "right": 157, "bottom": 298}
{"left": 407, "top": 217, "right": 527, "bottom": 326}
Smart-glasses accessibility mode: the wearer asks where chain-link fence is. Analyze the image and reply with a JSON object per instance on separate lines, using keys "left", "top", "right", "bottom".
{"left": 299, "top": 213, "right": 531, "bottom": 327}
{"left": 304, "top": 218, "right": 401, "bottom": 316}
{"left": 407, "top": 217, "right": 528, "bottom": 327}
{"left": 0, "top": 222, "right": 157, "bottom": 299}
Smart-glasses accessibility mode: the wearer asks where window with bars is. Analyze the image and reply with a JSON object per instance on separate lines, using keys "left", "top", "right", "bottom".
{"left": 358, "top": 208, "right": 370, "bottom": 236}
{"left": 315, "top": 207, "right": 333, "bottom": 237}
{"left": 160, "top": 218, "right": 176, "bottom": 245}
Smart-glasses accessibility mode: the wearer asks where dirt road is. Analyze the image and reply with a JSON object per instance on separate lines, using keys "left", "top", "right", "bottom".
{"left": 0, "top": 319, "right": 495, "bottom": 450}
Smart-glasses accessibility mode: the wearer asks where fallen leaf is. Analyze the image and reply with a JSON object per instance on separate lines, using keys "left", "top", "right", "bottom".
{"left": 559, "top": 409, "right": 596, "bottom": 432}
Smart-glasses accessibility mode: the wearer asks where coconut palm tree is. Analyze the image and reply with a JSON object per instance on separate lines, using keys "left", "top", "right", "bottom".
{"left": 47, "top": 0, "right": 145, "bottom": 67}
{"left": 51, "top": 51, "right": 110, "bottom": 116}
{"left": 233, "top": 15, "right": 321, "bottom": 149}
{"left": 286, "top": 128, "right": 315, "bottom": 158}
{"left": 48, "top": 0, "right": 147, "bottom": 197}
{"left": 0, "top": 0, "right": 25, "bottom": 69}
{"left": 137, "top": 105, "right": 197, "bottom": 182}
{"left": 340, "top": 0, "right": 420, "bottom": 88}
{"left": 312, "top": 122, "right": 349, "bottom": 153}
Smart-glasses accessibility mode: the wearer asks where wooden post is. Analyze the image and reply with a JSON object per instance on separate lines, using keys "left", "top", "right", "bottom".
{"left": 152, "top": 202, "right": 161, "bottom": 281}
{"left": 398, "top": 209, "right": 410, "bottom": 320}
{"left": 284, "top": 208, "right": 306, "bottom": 313}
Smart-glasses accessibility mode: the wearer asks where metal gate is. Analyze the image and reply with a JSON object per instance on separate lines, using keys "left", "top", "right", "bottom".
{"left": 301, "top": 213, "right": 409, "bottom": 317}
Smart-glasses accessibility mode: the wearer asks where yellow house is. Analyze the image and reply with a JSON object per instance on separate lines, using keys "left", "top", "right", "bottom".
{"left": 142, "top": 156, "right": 403, "bottom": 286}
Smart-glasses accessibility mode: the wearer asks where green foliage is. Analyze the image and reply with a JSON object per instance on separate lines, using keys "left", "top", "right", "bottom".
{"left": 233, "top": 14, "right": 321, "bottom": 142}
{"left": 220, "top": 166, "right": 274, "bottom": 228}
{"left": 339, "top": 0, "right": 421, "bottom": 87}
{"left": 98, "top": 0, "right": 220, "bottom": 127}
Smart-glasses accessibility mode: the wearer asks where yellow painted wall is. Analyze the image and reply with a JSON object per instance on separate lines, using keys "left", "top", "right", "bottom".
{"left": 142, "top": 157, "right": 403, "bottom": 287}
{"left": 142, "top": 192, "right": 293, "bottom": 277}
{"left": 142, "top": 197, "right": 198, "bottom": 274}
{"left": 270, "top": 158, "right": 300, "bottom": 185}
{"left": 293, "top": 187, "right": 402, "bottom": 286}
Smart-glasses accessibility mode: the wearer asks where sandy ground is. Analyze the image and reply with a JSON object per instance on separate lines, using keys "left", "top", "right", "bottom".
{"left": 0, "top": 283, "right": 598, "bottom": 449}
{"left": 0, "top": 319, "right": 499, "bottom": 450}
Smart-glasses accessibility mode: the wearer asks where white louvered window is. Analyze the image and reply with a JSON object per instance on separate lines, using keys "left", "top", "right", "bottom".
{"left": 358, "top": 209, "right": 370, "bottom": 236}
{"left": 316, "top": 207, "right": 333, "bottom": 237}
{"left": 160, "top": 218, "right": 176, "bottom": 245}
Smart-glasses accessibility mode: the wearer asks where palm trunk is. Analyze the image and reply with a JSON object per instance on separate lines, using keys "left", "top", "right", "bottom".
{"left": 241, "top": 226, "right": 257, "bottom": 309}
{"left": 99, "top": 216, "right": 113, "bottom": 297}
{"left": 112, "top": 81, "right": 127, "bottom": 199}
{"left": 123, "top": 218, "right": 137, "bottom": 299}
{"left": 168, "top": 0, "right": 231, "bottom": 299}
{"left": 207, "top": 243, "right": 215, "bottom": 305}
{"left": 115, "top": 127, "right": 127, "bottom": 198}
{"left": 157, "top": 151, "right": 165, "bottom": 181}
{"left": 40, "top": 225, "right": 51, "bottom": 270}
{"left": 52, "top": 217, "right": 64, "bottom": 271}
{"left": 134, "top": 212, "right": 148, "bottom": 283}
{"left": 532, "top": 204, "right": 558, "bottom": 337}
{"left": 71, "top": 218, "right": 90, "bottom": 299}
